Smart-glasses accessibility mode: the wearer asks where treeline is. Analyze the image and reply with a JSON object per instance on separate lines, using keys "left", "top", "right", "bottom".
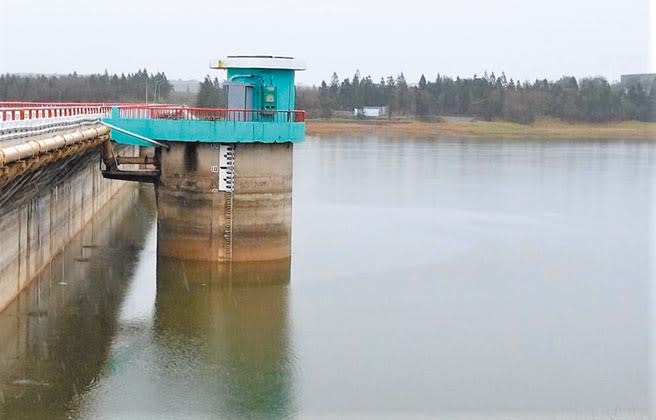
{"left": 298, "top": 72, "right": 656, "bottom": 123}
{"left": 9, "top": 69, "right": 649, "bottom": 125}
{"left": 0, "top": 70, "right": 173, "bottom": 103}
{"left": 196, "top": 76, "right": 226, "bottom": 108}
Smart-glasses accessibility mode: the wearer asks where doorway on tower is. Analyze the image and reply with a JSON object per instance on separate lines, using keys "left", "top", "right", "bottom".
{"left": 225, "top": 83, "right": 254, "bottom": 122}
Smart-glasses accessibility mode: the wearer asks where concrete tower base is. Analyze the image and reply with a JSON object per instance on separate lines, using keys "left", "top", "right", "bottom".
{"left": 156, "top": 142, "right": 292, "bottom": 262}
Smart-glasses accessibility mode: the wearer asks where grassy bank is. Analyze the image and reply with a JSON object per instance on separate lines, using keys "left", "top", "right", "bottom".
{"left": 306, "top": 118, "right": 656, "bottom": 139}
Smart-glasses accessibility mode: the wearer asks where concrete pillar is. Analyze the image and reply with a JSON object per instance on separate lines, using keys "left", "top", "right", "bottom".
{"left": 156, "top": 142, "right": 293, "bottom": 262}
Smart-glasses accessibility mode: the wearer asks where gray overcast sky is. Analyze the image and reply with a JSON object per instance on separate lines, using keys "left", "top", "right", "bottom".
{"left": 0, "top": 0, "right": 654, "bottom": 85}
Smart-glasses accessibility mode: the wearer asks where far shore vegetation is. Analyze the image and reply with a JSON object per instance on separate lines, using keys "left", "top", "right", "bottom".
{"left": 306, "top": 118, "right": 656, "bottom": 139}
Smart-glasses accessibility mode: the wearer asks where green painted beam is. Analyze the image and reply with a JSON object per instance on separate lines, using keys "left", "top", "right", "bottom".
{"left": 101, "top": 117, "right": 305, "bottom": 146}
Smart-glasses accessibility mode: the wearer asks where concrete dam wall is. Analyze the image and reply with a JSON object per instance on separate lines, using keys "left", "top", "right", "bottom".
{"left": 0, "top": 145, "right": 135, "bottom": 312}
{"left": 0, "top": 186, "right": 154, "bottom": 418}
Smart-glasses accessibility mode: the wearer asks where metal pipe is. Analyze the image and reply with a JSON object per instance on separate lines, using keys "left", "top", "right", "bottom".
{"left": 0, "top": 125, "right": 109, "bottom": 168}
{"left": 100, "top": 122, "right": 170, "bottom": 150}
{"left": 228, "top": 74, "right": 263, "bottom": 83}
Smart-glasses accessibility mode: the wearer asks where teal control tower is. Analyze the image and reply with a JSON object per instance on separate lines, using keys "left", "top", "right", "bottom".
{"left": 217, "top": 56, "right": 305, "bottom": 118}
{"left": 101, "top": 56, "right": 306, "bottom": 262}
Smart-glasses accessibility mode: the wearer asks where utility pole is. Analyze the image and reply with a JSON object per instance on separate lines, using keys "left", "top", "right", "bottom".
{"left": 154, "top": 79, "right": 165, "bottom": 103}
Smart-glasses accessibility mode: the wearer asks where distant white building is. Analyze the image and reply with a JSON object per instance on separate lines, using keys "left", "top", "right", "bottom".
{"left": 354, "top": 106, "right": 387, "bottom": 118}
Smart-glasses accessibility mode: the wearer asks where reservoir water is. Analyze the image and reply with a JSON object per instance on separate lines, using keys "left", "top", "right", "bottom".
{"left": 0, "top": 136, "right": 654, "bottom": 419}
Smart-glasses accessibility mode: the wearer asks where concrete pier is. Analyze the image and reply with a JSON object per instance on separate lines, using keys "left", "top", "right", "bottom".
{"left": 157, "top": 142, "right": 293, "bottom": 262}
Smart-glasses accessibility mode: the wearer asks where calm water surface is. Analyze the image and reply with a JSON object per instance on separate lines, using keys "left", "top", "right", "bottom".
{"left": 0, "top": 136, "right": 654, "bottom": 419}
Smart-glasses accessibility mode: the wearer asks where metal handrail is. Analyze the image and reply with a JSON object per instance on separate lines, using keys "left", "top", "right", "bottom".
{"left": 0, "top": 106, "right": 112, "bottom": 121}
{"left": 0, "top": 101, "right": 165, "bottom": 107}
{"left": 116, "top": 105, "right": 306, "bottom": 123}
{"left": 0, "top": 103, "right": 306, "bottom": 123}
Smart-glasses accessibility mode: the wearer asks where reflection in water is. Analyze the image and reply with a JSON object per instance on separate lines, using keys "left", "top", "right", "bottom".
{"left": 0, "top": 186, "right": 155, "bottom": 420}
{"left": 74, "top": 257, "right": 294, "bottom": 420}
{"left": 0, "top": 182, "right": 294, "bottom": 419}
{"left": 154, "top": 257, "right": 293, "bottom": 419}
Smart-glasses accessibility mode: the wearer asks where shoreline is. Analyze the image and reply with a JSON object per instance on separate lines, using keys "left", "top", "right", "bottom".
{"left": 306, "top": 119, "right": 656, "bottom": 139}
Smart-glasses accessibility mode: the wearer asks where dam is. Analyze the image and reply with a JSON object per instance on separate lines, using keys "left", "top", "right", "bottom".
{"left": 0, "top": 56, "right": 306, "bottom": 312}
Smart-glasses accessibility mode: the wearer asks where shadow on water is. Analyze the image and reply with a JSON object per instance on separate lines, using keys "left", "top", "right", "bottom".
{"left": 152, "top": 257, "right": 294, "bottom": 419}
{"left": 0, "top": 185, "right": 157, "bottom": 420}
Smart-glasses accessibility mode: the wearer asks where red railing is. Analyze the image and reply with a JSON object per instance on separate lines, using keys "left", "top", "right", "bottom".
{"left": 117, "top": 105, "right": 306, "bottom": 123}
{"left": 0, "top": 105, "right": 113, "bottom": 122}
{"left": 0, "top": 101, "right": 130, "bottom": 107}
{"left": 0, "top": 102, "right": 306, "bottom": 123}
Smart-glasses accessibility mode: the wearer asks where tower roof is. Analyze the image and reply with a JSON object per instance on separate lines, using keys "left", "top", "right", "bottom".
{"left": 211, "top": 56, "right": 306, "bottom": 71}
